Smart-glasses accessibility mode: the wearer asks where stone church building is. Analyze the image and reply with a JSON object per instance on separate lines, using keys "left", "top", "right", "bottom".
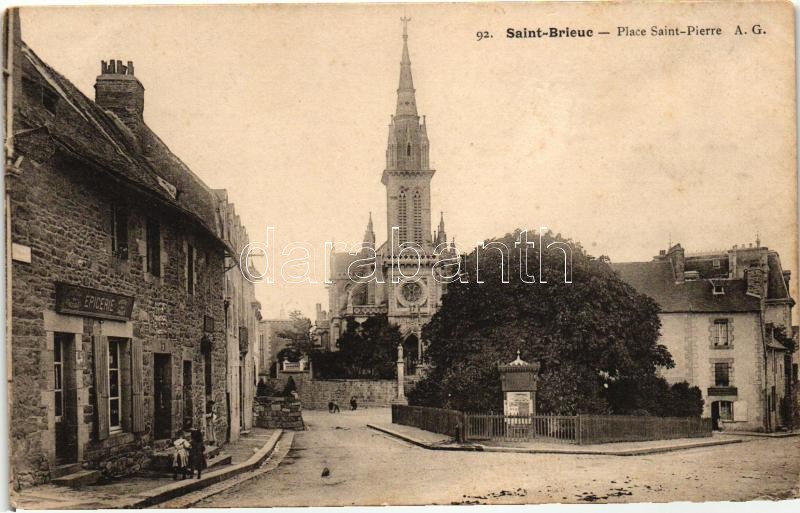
{"left": 326, "top": 22, "right": 457, "bottom": 371}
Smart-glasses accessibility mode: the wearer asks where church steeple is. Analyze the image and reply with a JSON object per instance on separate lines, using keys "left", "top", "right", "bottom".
{"left": 383, "top": 18, "right": 436, "bottom": 253}
{"left": 396, "top": 17, "right": 418, "bottom": 118}
{"left": 362, "top": 211, "right": 376, "bottom": 251}
{"left": 435, "top": 212, "right": 447, "bottom": 246}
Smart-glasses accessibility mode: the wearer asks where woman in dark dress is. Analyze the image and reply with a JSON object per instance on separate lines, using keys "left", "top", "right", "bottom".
{"left": 189, "top": 428, "right": 206, "bottom": 479}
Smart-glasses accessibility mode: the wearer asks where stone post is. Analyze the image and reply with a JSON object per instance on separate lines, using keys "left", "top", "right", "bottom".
{"left": 392, "top": 342, "right": 408, "bottom": 405}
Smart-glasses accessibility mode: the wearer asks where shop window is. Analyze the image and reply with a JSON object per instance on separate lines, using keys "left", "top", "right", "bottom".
{"left": 719, "top": 401, "right": 733, "bottom": 421}
{"left": 112, "top": 206, "right": 129, "bottom": 259}
{"left": 146, "top": 218, "right": 161, "bottom": 276}
{"left": 108, "top": 339, "right": 122, "bottom": 432}
{"left": 54, "top": 334, "right": 65, "bottom": 421}
{"left": 714, "top": 362, "right": 730, "bottom": 387}
{"left": 713, "top": 319, "right": 730, "bottom": 347}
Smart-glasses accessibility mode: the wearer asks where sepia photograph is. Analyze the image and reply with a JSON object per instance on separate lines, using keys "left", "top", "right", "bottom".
{"left": 3, "top": 0, "right": 799, "bottom": 509}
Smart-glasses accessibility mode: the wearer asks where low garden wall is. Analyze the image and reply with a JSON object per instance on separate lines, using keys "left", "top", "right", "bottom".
{"left": 253, "top": 397, "right": 305, "bottom": 430}
{"left": 268, "top": 374, "right": 400, "bottom": 410}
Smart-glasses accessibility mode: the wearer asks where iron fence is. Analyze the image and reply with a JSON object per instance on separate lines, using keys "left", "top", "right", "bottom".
{"left": 578, "top": 414, "right": 711, "bottom": 444}
{"left": 464, "top": 414, "right": 578, "bottom": 444}
{"left": 392, "top": 405, "right": 712, "bottom": 445}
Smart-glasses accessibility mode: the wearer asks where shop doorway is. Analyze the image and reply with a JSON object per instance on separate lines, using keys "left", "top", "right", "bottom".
{"left": 182, "top": 360, "right": 193, "bottom": 430}
{"left": 153, "top": 354, "right": 172, "bottom": 439}
{"left": 54, "top": 332, "right": 78, "bottom": 465}
{"left": 711, "top": 401, "right": 720, "bottom": 430}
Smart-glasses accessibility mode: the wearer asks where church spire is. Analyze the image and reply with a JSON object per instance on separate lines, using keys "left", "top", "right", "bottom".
{"left": 396, "top": 17, "right": 418, "bottom": 118}
{"left": 362, "top": 211, "right": 376, "bottom": 251}
{"left": 435, "top": 211, "right": 447, "bottom": 246}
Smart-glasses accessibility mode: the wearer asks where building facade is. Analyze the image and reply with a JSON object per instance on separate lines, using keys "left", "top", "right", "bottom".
{"left": 5, "top": 12, "right": 249, "bottom": 488}
{"left": 258, "top": 318, "right": 294, "bottom": 377}
{"left": 613, "top": 242, "right": 795, "bottom": 432}
{"left": 325, "top": 22, "right": 456, "bottom": 371}
{"left": 216, "top": 190, "right": 261, "bottom": 440}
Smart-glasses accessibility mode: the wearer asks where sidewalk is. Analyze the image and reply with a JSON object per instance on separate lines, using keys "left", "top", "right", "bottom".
{"left": 11, "top": 428, "right": 283, "bottom": 510}
{"left": 368, "top": 422, "right": 746, "bottom": 456}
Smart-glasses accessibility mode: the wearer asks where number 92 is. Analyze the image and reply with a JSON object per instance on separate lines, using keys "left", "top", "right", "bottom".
{"left": 476, "top": 31, "right": 490, "bottom": 41}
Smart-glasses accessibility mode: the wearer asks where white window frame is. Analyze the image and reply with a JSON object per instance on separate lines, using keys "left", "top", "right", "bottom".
{"left": 54, "top": 335, "right": 65, "bottom": 422}
{"left": 713, "top": 319, "right": 730, "bottom": 347}
{"left": 108, "top": 339, "right": 122, "bottom": 433}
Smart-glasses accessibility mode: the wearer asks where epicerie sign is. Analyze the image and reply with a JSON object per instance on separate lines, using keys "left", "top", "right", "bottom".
{"left": 55, "top": 282, "right": 134, "bottom": 321}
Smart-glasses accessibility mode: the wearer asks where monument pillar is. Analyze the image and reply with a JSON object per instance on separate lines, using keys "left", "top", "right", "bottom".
{"left": 392, "top": 343, "right": 408, "bottom": 405}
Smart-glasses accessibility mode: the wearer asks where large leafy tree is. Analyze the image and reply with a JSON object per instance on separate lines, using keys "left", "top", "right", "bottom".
{"left": 312, "top": 315, "right": 402, "bottom": 379}
{"left": 276, "top": 310, "right": 314, "bottom": 358}
{"left": 409, "top": 229, "right": 675, "bottom": 414}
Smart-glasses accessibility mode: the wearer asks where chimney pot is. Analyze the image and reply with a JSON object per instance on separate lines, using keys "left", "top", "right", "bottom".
{"left": 95, "top": 59, "right": 145, "bottom": 133}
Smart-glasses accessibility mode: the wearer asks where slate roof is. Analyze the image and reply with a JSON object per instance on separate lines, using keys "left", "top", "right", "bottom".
{"left": 611, "top": 261, "right": 761, "bottom": 313}
{"left": 15, "top": 41, "right": 225, "bottom": 248}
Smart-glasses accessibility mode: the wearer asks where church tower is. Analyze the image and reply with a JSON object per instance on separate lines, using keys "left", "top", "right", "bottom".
{"left": 382, "top": 18, "right": 435, "bottom": 253}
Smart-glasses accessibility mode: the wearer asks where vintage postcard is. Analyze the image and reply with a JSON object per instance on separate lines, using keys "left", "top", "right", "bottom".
{"left": 4, "top": 0, "right": 798, "bottom": 509}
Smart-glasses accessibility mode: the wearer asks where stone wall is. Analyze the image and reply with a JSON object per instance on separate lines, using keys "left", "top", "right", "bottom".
{"left": 253, "top": 397, "right": 304, "bottom": 430}
{"left": 269, "top": 373, "right": 403, "bottom": 410}
{"left": 9, "top": 50, "right": 230, "bottom": 488}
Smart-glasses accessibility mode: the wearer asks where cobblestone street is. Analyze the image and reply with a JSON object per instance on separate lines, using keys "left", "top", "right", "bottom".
{"left": 197, "top": 409, "right": 800, "bottom": 506}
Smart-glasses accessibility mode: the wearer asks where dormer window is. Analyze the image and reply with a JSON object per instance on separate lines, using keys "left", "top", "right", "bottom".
{"left": 712, "top": 282, "right": 725, "bottom": 295}
{"left": 713, "top": 258, "right": 720, "bottom": 269}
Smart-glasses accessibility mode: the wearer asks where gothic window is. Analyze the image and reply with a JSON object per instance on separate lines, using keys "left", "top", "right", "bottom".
{"left": 398, "top": 190, "right": 408, "bottom": 243}
{"left": 413, "top": 190, "right": 422, "bottom": 244}
{"left": 406, "top": 142, "right": 411, "bottom": 156}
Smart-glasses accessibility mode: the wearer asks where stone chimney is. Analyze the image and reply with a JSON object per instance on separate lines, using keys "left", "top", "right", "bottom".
{"left": 666, "top": 243, "right": 685, "bottom": 283}
{"left": 94, "top": 59, "right": 144, "bottom": 133}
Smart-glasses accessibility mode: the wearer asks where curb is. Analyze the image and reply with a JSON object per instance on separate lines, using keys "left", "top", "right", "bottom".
{"left": 124, "top": 430, "right": 283, "bottom": 509}
{"left": 367, "top": 424, "right": 481, "bottom": 451}
{"left": 367, "top": 424, "right": 744, "bottom": 457}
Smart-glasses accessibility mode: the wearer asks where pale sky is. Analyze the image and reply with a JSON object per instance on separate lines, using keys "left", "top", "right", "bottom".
{"left": 19, "top": 2, "right": 798, "bottom": 319}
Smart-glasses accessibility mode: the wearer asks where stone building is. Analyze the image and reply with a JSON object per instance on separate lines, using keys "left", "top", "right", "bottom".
{"left": 324, "top": 21, "right": 457, "bottom": 372}
{"left": 215, "top": 190, "right": 261, "bottom": 440}
{"left": 257, "top": 318, "right": 294, "bottom": 377}
{"left": 4, "top": 11, "right": 249, "bottom": 488}
{"left": 613, "top": 241, "right": 795, "bottom": 432}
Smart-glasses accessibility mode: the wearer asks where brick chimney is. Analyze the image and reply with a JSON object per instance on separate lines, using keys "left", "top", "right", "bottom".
{"left": 94, "top": 59, "right": 144, "bottom": 133}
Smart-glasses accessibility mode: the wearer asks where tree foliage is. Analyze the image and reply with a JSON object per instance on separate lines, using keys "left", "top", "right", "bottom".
{"left": 312, "top": 315, "right": 402, "bottom": 379}
{"left": 409, "top": 229, "right": 677, "bottom": 414}
{"left": 276, "top": 310, "right": 314, "bottom": 358}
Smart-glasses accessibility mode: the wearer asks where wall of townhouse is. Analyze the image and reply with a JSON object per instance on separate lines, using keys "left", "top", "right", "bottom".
{"left": 8, "top": 154, "right": 228, "bottom": 488}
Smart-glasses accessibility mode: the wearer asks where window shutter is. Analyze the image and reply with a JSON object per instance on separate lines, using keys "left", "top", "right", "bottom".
{"left": 93, "top": 335, "right": 110, "bottom": 440}
{"left": 734, "top": 400, "right": 748, "bottom": 422}
{"left": 131, "top": 338, "right": 145, "bottom": 433}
